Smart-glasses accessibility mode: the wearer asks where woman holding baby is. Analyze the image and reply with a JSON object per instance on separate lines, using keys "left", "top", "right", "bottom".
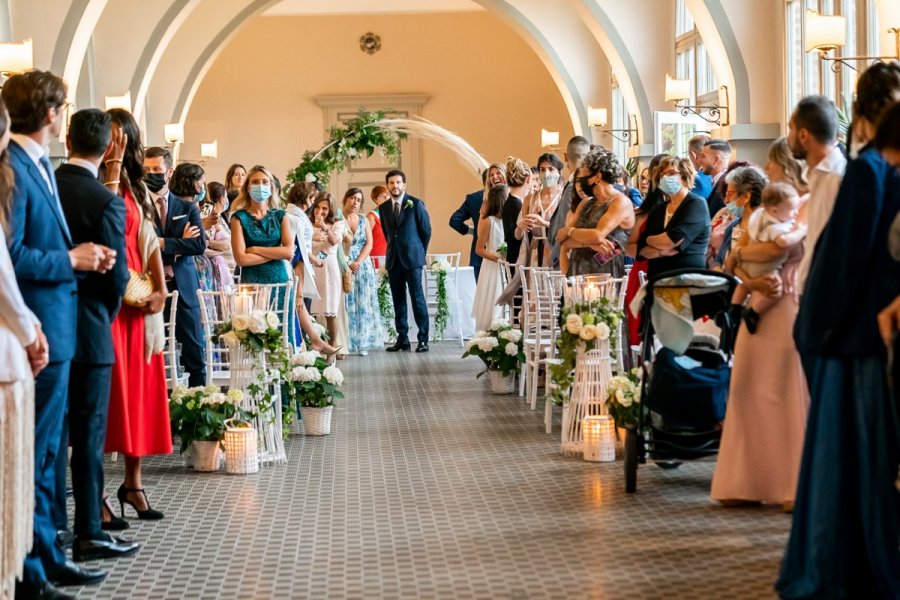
{"left": 710, "top": 144, "right": 809, "bottom": 512}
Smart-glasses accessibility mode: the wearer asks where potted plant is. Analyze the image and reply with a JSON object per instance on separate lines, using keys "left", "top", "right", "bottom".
{"left": 169, "top": 385, "right": 248, "bottom": 472}
{"left": 462, "top": 319, "right": 525, "bottom": 394}
{"left": 283, "top": 350, "right": 345, "bottom": 435}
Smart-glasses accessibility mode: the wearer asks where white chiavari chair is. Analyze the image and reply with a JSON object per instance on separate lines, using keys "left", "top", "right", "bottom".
{"left": 424, "top": 252, "right": 464, "bottom": 346}
{"left": 526, "top": 268, "right": 557, "bottom": 410}
{"left": 162, "top": 291, "right": 188, "bottom": 391}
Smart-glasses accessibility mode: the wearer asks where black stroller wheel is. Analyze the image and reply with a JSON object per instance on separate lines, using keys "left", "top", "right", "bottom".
{"left": 624, "top": 429, "right": 638, "bottom": 493}
{"left": 655, "top": 460, "right": 683, "bottom": 470}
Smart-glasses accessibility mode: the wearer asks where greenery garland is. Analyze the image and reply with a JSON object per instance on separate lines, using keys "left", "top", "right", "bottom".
{"left": 548, "top": 298, "right": 624, "bottom": 405}
{"left": 285, "top": 109, "right": 406, "bottom": 188}
{"left": 376, "top": 267, "right": 397, "bottom": 340}
{"left": 429, "top": 259, "right": 451, "bottom": 340}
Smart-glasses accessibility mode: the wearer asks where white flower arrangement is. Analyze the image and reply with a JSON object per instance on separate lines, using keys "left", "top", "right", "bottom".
{"left": 462, "top": 321, "right": 525, "bottom": 377}
{"left": 291, "top": 350, "right": 322, "bottom": 367}
{"left": 304, "top": 173, "right": 317, "bottom": 183}
{"left": 606, "top": 369, "right": 643, "bottom": 428}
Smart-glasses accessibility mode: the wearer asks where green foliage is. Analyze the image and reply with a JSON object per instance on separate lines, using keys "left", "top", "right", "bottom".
{"left": 285, "top": 109, "right": 406, "bottom": 189}
{"left": 606, "top": 369, "right": 644, "bottom": 429}
{"left": 376, "top": 267, "right": 397, "bottom": 340}
{"left": 625, "top": 157, "right": 639, "bottom": 180}
{"left": 282, "top": 351, "right": 345, "bottom": 409}
{"left": 430, "top": 259, "right": 451, "bottom": 340}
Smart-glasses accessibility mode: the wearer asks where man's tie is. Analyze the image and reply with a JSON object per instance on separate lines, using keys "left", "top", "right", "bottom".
{"left": 394, "top": 200, "right": 400, "bottom": 220}
{"left": 38, "top": 154, "right": 71, "bottom": 240}
{"left": 156, "top": 195, "right": 168, "bottom": 227}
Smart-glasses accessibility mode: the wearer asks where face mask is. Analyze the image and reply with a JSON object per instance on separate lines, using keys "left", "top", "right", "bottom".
{"left": 658, "top": 175, "right": 683, "bottom": 197}
{"left": 194, "top": 186, "right": 206, "bottom": 204}
{"left": 577, "top": 176, "right": 594, "bottom": 196}
{"left": 725, "top": 201, "right": 743, "bottom": 219}
{"left": 143, "top": 172, "right": 166, "bottom": 193}
{"left": 541, "top": 173, "right": 560, "bottom": 188}
{"left": 249, "top": 184, "right": 272, "bottom": 203}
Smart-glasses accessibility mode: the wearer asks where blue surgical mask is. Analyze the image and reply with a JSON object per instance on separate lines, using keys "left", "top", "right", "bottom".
{"left": 249, "top": 184, "right": 272, "bottom": 203}
{"left": 658, "top": 175, "right": 683, "bottom": 197}
{"left": 194, "top": 186, "right": 206, "bottom": 204}
{"left": 726, "top": 201, "right": 743, "bottom": 219}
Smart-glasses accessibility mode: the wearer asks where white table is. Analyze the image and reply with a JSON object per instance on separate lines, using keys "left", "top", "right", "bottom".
{"left": 401, "top": 266, "right": 477, "bottom": 342}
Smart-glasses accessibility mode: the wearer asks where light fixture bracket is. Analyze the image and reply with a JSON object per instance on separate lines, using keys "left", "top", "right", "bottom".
{"left": 672, "top": 86, "right": 730, "bottom": 126}
{"left": 818, "top": 27, "right": 900, "bottom": 73}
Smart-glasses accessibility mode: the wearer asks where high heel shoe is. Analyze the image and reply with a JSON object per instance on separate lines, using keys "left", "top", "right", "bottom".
{"left": 117, "top": 484, "right": 164, "bottom": 520}
{"left": 101, "top": 495, "right": 129, "bottom": 531}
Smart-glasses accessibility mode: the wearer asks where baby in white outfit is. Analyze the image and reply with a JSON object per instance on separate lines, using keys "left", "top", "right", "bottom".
{"left": 731, "top": 182, "right": 806, "bottom": 333}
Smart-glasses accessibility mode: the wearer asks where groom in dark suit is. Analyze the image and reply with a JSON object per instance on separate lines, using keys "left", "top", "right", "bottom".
{"left": 57, "top": 109, "right": 139, "bottom": 563}
{"left": 380, "top": 169, "right": 432, "bottom": 353}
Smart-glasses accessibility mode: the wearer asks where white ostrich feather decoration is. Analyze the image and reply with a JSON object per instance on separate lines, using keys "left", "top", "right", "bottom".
{"left": 377, "top": 116, "right": 489, "bottom": 176}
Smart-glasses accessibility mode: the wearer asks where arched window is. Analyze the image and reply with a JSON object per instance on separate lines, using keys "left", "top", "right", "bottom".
{"left": 675, "top": 0, "right": 718, "bottom": 107}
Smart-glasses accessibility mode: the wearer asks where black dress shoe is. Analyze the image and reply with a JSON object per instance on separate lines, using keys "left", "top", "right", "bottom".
{"left": 73, "top": 533, "right": 140, "bottom": 562}
{"left": 385, "top": 341, "right": 411, "bottom": 352}
{"left": 55, "top": 530, "right": 74, "bottom": 549}
{"left": 48, "top": 560, "right": 107, "bottom": 587}
{"left": 15, "top": 580, "right": 75, "bottom": 600}
{"left": 415, "top": 342, "right": 429, "bottom": 353}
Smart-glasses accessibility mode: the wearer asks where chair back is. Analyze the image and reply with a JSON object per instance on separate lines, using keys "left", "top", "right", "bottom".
{"left": 162, "top": 291, "right": 187, "bottom": 390}
{"left": 423, "top": 252, "right": 463, "bottom": 343}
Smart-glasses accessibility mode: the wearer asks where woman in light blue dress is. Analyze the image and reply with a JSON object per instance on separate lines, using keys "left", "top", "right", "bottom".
{"left": 342, "top": 188, "right": 384, "bottom": 354}
{"left": 230, "top": 165, "right": 296, "bottom": 347}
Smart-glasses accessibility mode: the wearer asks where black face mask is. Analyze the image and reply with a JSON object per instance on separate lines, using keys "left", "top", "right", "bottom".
{"left": 143, "top": 172, "right": 167, "bottom": 193}
{"left": 577, "top": 176, "right": 594, "bottom": 197}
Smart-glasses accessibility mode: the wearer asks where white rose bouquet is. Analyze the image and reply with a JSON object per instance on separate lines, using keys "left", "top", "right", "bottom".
{"left": 214, "top": 309, "right": 284, "bottom": 354}
{"left": 462, "top": 319, "right": 525, "bottom": 377}
{"left": 606, "top": 369, "right": 643, "bottom": 429}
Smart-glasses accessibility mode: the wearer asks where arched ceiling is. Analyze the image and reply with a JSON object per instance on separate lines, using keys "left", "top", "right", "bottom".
{"left": 4, "top": 0, "right": 766, "bottom": 153}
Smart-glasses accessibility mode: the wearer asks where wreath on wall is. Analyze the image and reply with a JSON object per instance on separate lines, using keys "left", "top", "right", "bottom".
{"left": 285, "top": 110, "right": 405, "bottom": 188}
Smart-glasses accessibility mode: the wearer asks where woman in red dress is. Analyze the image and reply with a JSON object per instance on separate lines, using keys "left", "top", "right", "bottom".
{"left": 366, "top": 185, "right": 389, "bottom": 267}
{"left": 103, "top": 109, "right": 170, "bottom": 522}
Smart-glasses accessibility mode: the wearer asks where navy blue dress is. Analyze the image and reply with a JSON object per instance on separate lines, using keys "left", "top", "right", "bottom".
{"left": 777, "top": 146, "right": 900, "bottom": 598}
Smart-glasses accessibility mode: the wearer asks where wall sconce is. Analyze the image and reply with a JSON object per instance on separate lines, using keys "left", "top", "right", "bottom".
{"left": 104, "top": 91, "right": 132, "bottom": 112}
{"left": 665, "top": 74, "right": 730, "bottom": 126}
{"left": 0, "top": 38, "right": 33, "bottom": 76}
{"left": 806, "top": 10, "right": 899, "bottom": 72}
{"left": 588, "top": 106, "right": 639, "bottom": 144}
{"left": 541, "top": 128, "right": 560, "bottom": 148}
{"left": 165, "top": 123, "right": 185, "bottom": 164}
{"left": 200, "top": 140, "right": 218, "bottom": 160}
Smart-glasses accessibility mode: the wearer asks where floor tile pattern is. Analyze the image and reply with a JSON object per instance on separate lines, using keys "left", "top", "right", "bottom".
{"left": 72, "top": 343, "right": 787, "bottom": 599}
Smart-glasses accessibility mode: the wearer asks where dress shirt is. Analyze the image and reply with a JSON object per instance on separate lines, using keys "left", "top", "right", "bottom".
{"left": 66, "top": 157, "right": 99, "bottom": 179}
{"left": 797, "top": 145, "right": 847, "bottom": 292}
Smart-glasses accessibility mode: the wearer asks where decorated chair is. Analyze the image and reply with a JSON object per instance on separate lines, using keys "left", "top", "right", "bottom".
{"left": 423, "top": 252, "right": 463, "bottom": 346}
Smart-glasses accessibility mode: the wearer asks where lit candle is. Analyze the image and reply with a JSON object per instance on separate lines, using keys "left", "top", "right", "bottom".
{"left": 583, "top": 283, "right": 601, "bottom": 303}
{"left": 235, "top": 293, "right": 252, "bottom": 316}
{"left": 583, "top": 415, "right": 616, "bottom": 462}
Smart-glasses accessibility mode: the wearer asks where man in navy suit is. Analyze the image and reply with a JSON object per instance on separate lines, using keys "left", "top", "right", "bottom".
{"left": 3, "top": 70, "right": 109, "bottom": 599}
{"left": 144, "top": 147, "right": 207, "bottom": 386}
{"left": 380, "top": 169, "right": 432, "bottom": 352}
{"left": 57, "top": 109, "right": 140, "bottom": 563}
{"left": 449, "top": 169, "right": 488, "bottom": 280}
{"left": 698, "top": 139, "right": 732, "bottom": 215}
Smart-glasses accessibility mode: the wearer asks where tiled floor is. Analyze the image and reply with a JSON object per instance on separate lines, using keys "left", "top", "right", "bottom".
{"left": 73, "top": 343, "right": 787, "bottom": 599}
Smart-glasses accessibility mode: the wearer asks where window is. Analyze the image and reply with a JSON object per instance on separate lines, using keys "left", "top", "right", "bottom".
{"left": 675, "top": 0, "right": 717, "bottom": 107}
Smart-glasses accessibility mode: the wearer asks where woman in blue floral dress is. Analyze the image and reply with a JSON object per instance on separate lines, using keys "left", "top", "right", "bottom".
{"left": 230, "top": 165, "right": 296, "bottom": 346}
{"left": 342, "top": 188, "right": 384, "bottom": 354}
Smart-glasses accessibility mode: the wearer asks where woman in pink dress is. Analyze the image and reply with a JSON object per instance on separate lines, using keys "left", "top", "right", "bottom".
{"left": 710, "top": 147, "right": 809, "bottom": 510}
{"left": 103, "top": 109, "right": 171, "bottom": 522}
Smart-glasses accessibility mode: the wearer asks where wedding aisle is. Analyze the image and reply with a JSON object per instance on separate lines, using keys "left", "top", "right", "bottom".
{"left": 74, "top": 343, "right": 788, "bottom": 599}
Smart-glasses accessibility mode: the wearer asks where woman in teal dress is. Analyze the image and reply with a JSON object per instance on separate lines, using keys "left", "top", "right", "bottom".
{"left": 342, "top": 188, "right": 384, "bottom": 354}
{"left": 230, "top": 165, "right": 296, "bottom": 346}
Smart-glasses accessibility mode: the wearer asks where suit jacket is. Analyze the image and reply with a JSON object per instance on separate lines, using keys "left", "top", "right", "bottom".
{"left": 380, "top": 193, "right": 431, "bottom": 270}
{"left": 706, "top": 177, "right": 726, "bottom": 216}
{"left": 6, "top": 140, "right": 77, "bottom": 363}
{"left": 449, "top": 189, "right": 483, "bottom": 271}
{"left": 502, "top": 194, "right": 524, "bottom": 264}
{"left": 56, "top": 163, "right": 129, "bottom": 365}
{"left": 154, "top": 192, "right": 206, "bottom": 308}
{"left": 795, "top": 146, "right": 900, "bottom": 356}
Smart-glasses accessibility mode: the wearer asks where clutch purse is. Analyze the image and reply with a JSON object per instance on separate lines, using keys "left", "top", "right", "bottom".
{"left": 124, "top": 268, "right": 155, "bottom": 307}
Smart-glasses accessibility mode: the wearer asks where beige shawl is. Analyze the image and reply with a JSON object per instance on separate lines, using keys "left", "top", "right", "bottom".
{"left": 138, "top": 204, "right": 166, "bottom": 361}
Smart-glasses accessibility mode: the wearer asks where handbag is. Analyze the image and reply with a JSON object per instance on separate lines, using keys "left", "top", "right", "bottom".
{"left": 124, "top": 268, "right": 155, "bottom": 307}
{"left": 342, "top": 269, "right": 353, "bottom": 293}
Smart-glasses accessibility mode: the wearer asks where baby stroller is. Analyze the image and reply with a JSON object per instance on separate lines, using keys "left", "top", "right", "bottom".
{"left": 623, "top": 268, "right": 740, "bottom": 493}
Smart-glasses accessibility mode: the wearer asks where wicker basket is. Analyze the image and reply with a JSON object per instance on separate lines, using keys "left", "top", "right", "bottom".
{"left": 223, "top": 420, "right": 259, "bottom": 474}
{"left": 488, "top": 370, "right": 516, "bottom": 394}
{"left": 190, "top": 440, "right": 223, "bottom": 472}
{"left": 301, "top": 406, "right": 334, "bottom": 436}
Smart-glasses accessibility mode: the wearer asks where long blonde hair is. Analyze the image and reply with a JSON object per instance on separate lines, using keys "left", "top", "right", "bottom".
{"left": 767, "top": 137, "right": 808, "bottom": 195}
{"left": 228, "top": 164, "right": 282, "bottom": 213}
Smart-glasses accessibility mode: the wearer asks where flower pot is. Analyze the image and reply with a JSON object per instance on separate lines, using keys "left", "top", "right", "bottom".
{"left": 488, "top": 370, "right": 516, "bottom": 394}
{"left": 190, "top": 440, "right": 223, "bottom": 472}
{"left": 301, "top": 406, "right": 334, "bottom": 436}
